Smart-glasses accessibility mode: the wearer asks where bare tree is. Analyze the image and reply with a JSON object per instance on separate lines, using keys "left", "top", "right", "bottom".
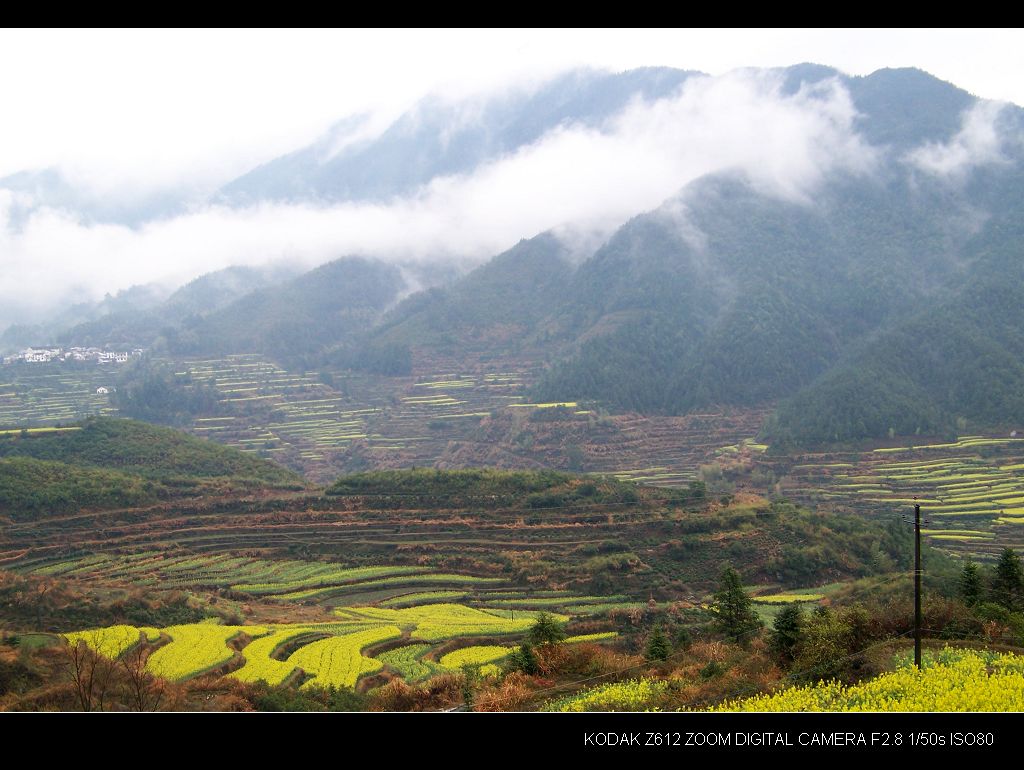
{"left": 62, "top": 633, "right": 118, "bottom": 712}
{"left": 119, "top": 641, "right": 165, "bottom": 712}
{"left": 33, "top": 579, "right": 53, "bottom": 630}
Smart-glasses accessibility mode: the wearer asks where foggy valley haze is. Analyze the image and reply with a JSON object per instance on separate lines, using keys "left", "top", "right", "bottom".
{"left": 1, "top": 29, "right": 1021, "bottom": 331}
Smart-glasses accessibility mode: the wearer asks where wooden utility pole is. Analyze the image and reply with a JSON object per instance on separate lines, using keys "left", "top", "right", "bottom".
{"left": 914, "top": 501, "right": 922, "bottom": 668}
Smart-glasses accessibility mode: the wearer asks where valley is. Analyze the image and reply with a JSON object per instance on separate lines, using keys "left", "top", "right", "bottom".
{"left": 3, "top": 52, "right": 1024, "bottom": 716}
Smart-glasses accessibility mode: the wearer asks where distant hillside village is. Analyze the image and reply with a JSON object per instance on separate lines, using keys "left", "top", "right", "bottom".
{"left": 2, "top": 347, "right": 144, "bottom": 365}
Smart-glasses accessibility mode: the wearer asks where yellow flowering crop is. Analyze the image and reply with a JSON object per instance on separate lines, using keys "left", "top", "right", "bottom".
{"left": 62, "top": 625, "right": 151, "bottom": 658}
{"left": 715, "top": 648, "right": 1024, "bottom": 711}
{"left": 146, "top": 624, "right": 269, "bottom": 682}
{"left": 289, "top": 626, "right": 401, "bottom": 689}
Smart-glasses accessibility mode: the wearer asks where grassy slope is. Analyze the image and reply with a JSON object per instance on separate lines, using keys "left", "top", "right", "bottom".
{"left": 0, "top": 416, "right": 302, "bottom": 486}
{"left": 0, "top": 417, "right": 304, "bottom": 518}
{"left": 0, "top": 456, "right": 161, "bottom": 519}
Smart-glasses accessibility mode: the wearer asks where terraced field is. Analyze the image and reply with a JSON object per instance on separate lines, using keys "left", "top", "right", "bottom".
{"left": 57, "top": 599, "right": 621, "bottom": 690}
{"left": 2, "top": 350, "right": 771, "bottom": 494}
{"left": 777, "top": 436, "right": 1024, "bottom": 559}
{"left": 9, "top": 552, "right": 510, "bottom": 606}
{"left": 170, "top": 353, "right": 550, "bottom": 483}
{"left": 745, "top": 583, "right": 843, "bottom": 624}
{"left": 146, "top": 623, "right": 270, "bottom": 681}
{"left": 141, "top": 350, "right": 767, "bottom": 487}
{"left": 289, "top": 626, "right": 402, "bottom": 688}
{"left": 334, "top": 603, "right": 564, "bottom": 641}
{"left": 6, "top": 543, "right": 658, "bottom": 624}
{"left": 0, "top": 364, "right": 118, "bottom": 427}
{"left": 713, "top": 647, "right": 1024, "bottom": 712}
{"left": 64, "top": 624, "right": 161, "bottom": 658}
{"left": 377, "top": 643, "right": 442, "bottom": 682}
{"left": 438, "top": 645, "right": 511, "bottom": 676}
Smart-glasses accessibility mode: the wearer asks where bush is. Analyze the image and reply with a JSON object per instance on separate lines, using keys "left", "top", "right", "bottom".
{"left": 700, "top": 661, "right": 727, "bottom": 679}
{"left": 505, "top": 642, "right": 539, "bottom": 675}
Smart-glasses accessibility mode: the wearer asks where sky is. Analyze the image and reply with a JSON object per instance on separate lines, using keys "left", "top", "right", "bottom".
{"left": 0, "top": 28, "right": 1021, "bottom": 327}
{"left": 1, "top": 28, "right": 1020, "bottom": 193}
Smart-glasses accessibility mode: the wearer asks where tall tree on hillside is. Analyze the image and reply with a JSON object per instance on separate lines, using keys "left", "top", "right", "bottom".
{"left": 709, "top": 566, "right": 763, "bottom": 644}
{"left": 959, "top": 558, "right": 983, "bottom": 607}
{"left": 505, "top": 642, "right": 539, "bottom": 675}
{"left": 769, "top": 603, "right": 805, "bottom": 664}
{"left": 645, "top": 625, "right": 671, "bottom": 662}
{"left": 527, "top": 612, "right": 566, "bottom": 646}
{"left": 991, "top": 548, "right": 1024, "bottom": 611}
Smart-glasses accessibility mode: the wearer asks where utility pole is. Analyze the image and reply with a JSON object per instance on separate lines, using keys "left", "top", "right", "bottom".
{"left": 914, "top": 500, "right": 922, "bottom": 668}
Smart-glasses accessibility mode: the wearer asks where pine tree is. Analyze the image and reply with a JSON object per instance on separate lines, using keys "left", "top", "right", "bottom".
{"left": 991, "top": 548, "right": 1024, "bottom": 611}
{"left": 505, "top": 642, "right": 539, "bottom": 675}
{"left": 959, "top": 558, "right": 983, "bottom": 606}
{"left": 768, "top": 603, "right": 805, "bottom": 664}
{"left": 672, "top": 625, "right": 692, "bottom": 651}
{"left": 709, "top": 566, "right": 763, "bottom": 644}
{"left": 527, "top": 612, "right": 567, "bottom": 645}
{"left": 645, "top": 625, "right": 671, "bottom": 661}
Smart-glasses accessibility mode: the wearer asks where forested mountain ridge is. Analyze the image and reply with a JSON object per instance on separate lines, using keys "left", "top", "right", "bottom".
{"left": 372, "top": 66, "right": 1024, "bottom": 444}
{"left": 13, "top": 64, "right": 1024, "bottom": 448}
{"left": 161, "top": 257, "right": 408, "bottom": 370}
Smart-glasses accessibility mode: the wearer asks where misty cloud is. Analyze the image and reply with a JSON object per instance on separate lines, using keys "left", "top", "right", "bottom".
{"left": 1, "top": 69, "right": 880, "bottom": 330}
{"left": 906, "top": 100, "right": 1010, "bottom": 178}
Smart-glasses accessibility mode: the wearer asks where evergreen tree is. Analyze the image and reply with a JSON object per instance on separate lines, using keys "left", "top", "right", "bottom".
{"left": 645, "top": 625, "right": 671, "bottom": 661}
{"left": 527, "top": 612, "right": 567, "bottom": 646}
{"left": 672, "top": 625, "right": 692, "bottom": 651}
{"left": 959, "top": 558, "right": 983, "bottom": 606}
{"left": 709, "top": 566, "right": 763, "bottom": 644}
{"left": 505, "top": 642, "right": 539, "bottom": 675}
{"left": 768, "top": 603, "right": 805, "bottom": 664}
{"left": 991, "top": 548, "right": 1024, "bottom": 611}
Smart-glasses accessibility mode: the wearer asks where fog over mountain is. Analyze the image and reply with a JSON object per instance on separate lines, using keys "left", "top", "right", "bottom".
{"left": 2, "top": 63, "right": 984, "bottom": 333}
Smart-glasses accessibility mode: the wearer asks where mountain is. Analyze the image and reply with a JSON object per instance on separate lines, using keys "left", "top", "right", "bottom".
{"left": 14, "top": 64, "right": 1024, "bottom": 449}
{"left": 531, "top": 166, "right": 981, "bottom": 409}
{"left": 45, "top": 264, "right": 299, "bottom": 351}
{"left": 1, "top": 282, "right": 172, "bottom": 354}
{"left": 217, "top": 67, "right": 698, "bottom": 205}
{"left": 162, "top": 256, "right": 408, "bottom": 368}
{"left": 0, "top": 417, "right": 303, "bottom": 483}
{"left": 0, "top": 168, "right": 189, "bottom": 227}
{"left": 763, "top": 170, "right": 1024, "bottom": 445}
{"left": 370, "top": 232, "right": 573, "bottom": 354}
{"left": 364, "top": 67, "right": 1024, "bottom": 446}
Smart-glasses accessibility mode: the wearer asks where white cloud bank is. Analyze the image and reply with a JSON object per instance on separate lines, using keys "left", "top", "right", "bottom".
{"left": 906, "top": 100, "right": 1010, "bottom": 179}
{"left": 2, "top": 70, "right": 881, "bottom": 328}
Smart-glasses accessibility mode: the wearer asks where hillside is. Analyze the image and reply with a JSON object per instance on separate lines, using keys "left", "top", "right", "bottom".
{"left": 531, "top": 168, "right": 983, "bottom": 413}
{"left": 0, "top": 456, "right": 161, "bottom": 519}
{"left": 163, "top": 257, "right": 407, "bottom": 369}
{"left": 0, "top": 417, "right": 303, "bottom": 487}
{"left": 763, "top": 175, "right": 1024, "bottom": 446}
{"left": 370, "top": 233, "right": 573, "bottom": 355}
{"left": 1, "top": 465, "right": 912, "bottom": 598}
{"left": 355, "top": 66, "right": 1024, "bottom": 446}
{"left": 55, "top": 265, "right": 298, "bottom": 350}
